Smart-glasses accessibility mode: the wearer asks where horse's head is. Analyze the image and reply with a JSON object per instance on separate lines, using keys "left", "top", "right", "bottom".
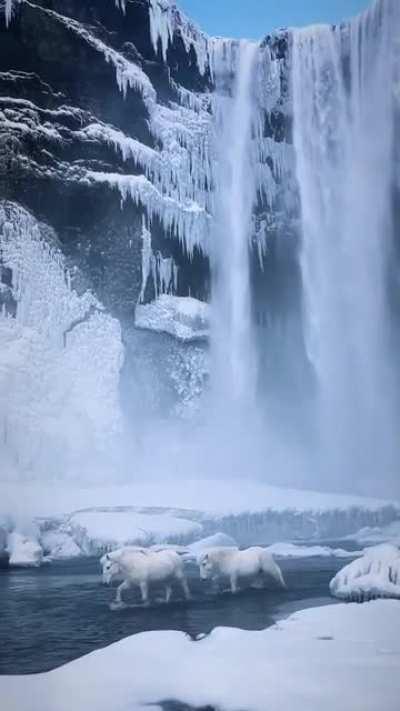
{"left": 101, "top": 553, "right": 120, "bottom": 585}
{"left": 199, "top": 552, "right": 214, "bottom": 580}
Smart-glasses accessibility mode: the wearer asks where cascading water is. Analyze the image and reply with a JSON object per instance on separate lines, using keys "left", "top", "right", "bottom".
{"left": 211, "top": 41, "right": 259, "bottom": 409}
{"left": 292, "top": 0, "right": 399, "bottom": 493}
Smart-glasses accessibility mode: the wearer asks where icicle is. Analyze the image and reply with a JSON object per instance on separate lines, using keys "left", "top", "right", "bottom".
{"left": 138, "top": 216, "right": 152, "bottom": 304}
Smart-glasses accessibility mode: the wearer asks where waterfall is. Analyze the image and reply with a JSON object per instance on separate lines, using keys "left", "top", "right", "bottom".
{"left": 292, "top": 0, "right": 399, "bottom": 492}
{"left": 211, "top": 41, "right": 259, "bottom": 409}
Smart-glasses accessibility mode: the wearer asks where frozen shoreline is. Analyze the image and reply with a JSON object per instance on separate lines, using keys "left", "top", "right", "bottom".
{"left": 1, "top": 599, "right": 399, "bottom": 711}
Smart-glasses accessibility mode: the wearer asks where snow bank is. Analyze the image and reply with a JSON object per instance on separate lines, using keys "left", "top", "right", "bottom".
{"left": 348, "top": 521, "right": 400, "bottom": 546}
{"left": 1, "top": 600, "right": 399, "bottom": 711}
{"left": 330, "top": 544, "right": 400, "bottom": 601}
{"left": 188, "top": 532, "right": 238, "bottom": 553}
{"left": 266, "top": 542, "right": 362, "bottom": 559}
{"left": 40, "top": 530, "right": 82, "bottom": 560}
{"left": 64, "top": 509, "right": 203, "bottom": 555}
{"left": 7, "top": 531, "right": 43, "bottom": 568}
{"left": 135, "top": 294, "right": 209, "bottom": 341}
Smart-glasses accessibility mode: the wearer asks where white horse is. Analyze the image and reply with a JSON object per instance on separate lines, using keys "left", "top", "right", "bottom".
{"left": 101, "top": 547, "right": 191, "bottom": 607}
{"left": 198, "top": 546, "right": 286, "bottom": 593}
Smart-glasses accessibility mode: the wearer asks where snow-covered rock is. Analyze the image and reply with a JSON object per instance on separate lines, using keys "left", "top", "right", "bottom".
{"left": 40, "top": 531, "right": 82, "bottom": 560}
{"left": 135, "top": 295, "right": 209, "bottom": 342}
{"left": 7, "top": 531, "right": 43, "bottom": 567}
{"left": 64, "top": 509, "right": 203, "bottom": 555}
{"left": 1, "top": 600, "right": 399, "bottom": 711}
{"left": 266, "top": 542, "right": 362, "bottom": 559}
{"left": 188, "top": 532, "right": 238, "bottom": 553}
{"left": 330, "top": 544, "right": 400, "bottom": 601}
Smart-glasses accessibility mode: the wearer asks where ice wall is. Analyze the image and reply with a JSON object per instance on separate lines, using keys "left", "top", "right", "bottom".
{"left": 0, "top": 202, "right": 124, "bottom": 480}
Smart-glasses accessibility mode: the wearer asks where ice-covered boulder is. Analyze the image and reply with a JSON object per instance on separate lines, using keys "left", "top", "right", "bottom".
{"left": 188, "top": 532, "right": 238, "bottom": 553}
{"left": 7, "top": 532, "right": 43, "bottom": 567}
{"left": 330, "top": 544, "right": 400, "bottom": 601}
{"left": 40, "top": 531, "right": 82, "bottom": 560}
{"left": 135, "top": 295, "right": 209, "bottom": 342}
{"left": 64, "top": 509, "right": 203, "bottom": 555}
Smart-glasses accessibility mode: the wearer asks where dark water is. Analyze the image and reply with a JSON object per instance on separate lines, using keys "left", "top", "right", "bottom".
{"left": 0, "top": 554, "right": 347, "bottom": 675}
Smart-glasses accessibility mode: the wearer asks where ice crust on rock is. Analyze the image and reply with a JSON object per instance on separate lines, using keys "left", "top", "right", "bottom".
{"left": 330, "top": 544, "right": 400, "bottom": 601}
{"left": 63, "top": 509, "right": 203, "bottom": 554}
{"left": 187, "top": 532, "right": 238, "bottom": 553}
{"left": 7, "top": 531, "right": 43, "bottom": 567}
{"left": 40, "top": 530, "right": 82, "bottom": 560}
{"left": 0, "top": 202, "right": 124, "bottom": 479}
{"left": 135, "top": 294, "right": 209, "bottom": 341}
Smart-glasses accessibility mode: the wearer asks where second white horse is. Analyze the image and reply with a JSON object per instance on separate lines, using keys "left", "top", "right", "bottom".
{"left": 198, "top": 546, "right": 286, "bottom": 593}
{"left": 101, "top": 547, "right": 191, "bottom": 607}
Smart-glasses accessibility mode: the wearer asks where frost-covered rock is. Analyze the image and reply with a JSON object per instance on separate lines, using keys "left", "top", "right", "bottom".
{"left": 188, "top": 532, "right": 238, "bottom": 553}
{"left": 330, "top": 544, "right": 400, "bottom": 601}
{"left": 40, "top": 531, "right": 82, "bottom": 560}
{"left": 64, "top": 509, "right": 203, "bottom": 555}
{"left": 135, "top": 295, "right": 209, "bottom": 342}
{"left": 7, "top": 531, "right": 43, "bottom": 567}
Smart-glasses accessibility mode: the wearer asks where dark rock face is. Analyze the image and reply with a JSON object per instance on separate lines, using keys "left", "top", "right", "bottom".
{"left": 0, "top": 0, "right": 301, "bottom": 424}
{"left": 0, "top": 0, "right": 213, "bottom": 324}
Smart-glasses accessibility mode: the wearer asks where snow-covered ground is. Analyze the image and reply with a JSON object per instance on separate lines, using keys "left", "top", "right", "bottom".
{"left": 2, "top": 479, "right": 397, "bottom": 519}
{"left": 135, "top": 294, "right": 209, "bottom": 341}
{"left": 330, "top": 544, "right": 400, "bottom": 601}
{"left": 1, "top": 600, "right": 399, "bottom": 711}
{"left": 1, "top": 479, "right": 398, "bottom": 562}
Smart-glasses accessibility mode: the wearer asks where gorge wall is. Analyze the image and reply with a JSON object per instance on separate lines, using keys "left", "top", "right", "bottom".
{"left": 1, "top": 0, "right": 399, "bottom": 497}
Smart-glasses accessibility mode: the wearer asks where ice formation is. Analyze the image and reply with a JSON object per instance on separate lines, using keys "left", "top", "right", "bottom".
{"left": 330, "top": 544, "right": 400, "bottom": 601}
{"left": 0, "top": 202, "right": 123, "bottom": 479}
{"left": 135, "top": 294, "right": 209, "bottom": 341}
{"left": 7, "top": 531, "right": 43, "bottom": 567}
{"left": 60, "top": 509, "right": 203, "bottom": 555}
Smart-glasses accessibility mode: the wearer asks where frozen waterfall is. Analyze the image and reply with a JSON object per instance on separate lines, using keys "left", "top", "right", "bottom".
{"left": 292, "top": 0, "right": 400, "bottom": 493}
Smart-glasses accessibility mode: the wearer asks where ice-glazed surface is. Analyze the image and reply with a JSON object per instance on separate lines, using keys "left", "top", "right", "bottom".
{"left": 7, "top": 531, "right": 43, "bottom": 567}
{"left": 63, "top": 510, "right": 203, "bottom": 554}
{"left": 330, "top": 544, "right": 400, "bottom": 601}
{"left": 135, "top": 294, "right": 209, "bottom": 341}
{"left": 1, "top": 600, "right": 399, "bottom": 710}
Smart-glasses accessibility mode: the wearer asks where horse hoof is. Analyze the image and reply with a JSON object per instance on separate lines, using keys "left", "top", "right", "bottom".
{"left": 110, "top": 601, "right": 128, "bottom": 611}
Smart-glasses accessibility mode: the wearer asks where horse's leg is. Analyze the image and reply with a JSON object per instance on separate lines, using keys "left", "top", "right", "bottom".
{"left": 165, "top": 583, "right": 172, "bottom": 604}
{"left": 115, "top": 580, "right": 130, "bottom": 604}
{"left": 177, "top": 572, "right": 191, "bottom": 600}
{"left": 140, "top": 580, "right": 149, "bottom": 605}
{"left": 230, "top": 573, "right": 238, "bottom": 594}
